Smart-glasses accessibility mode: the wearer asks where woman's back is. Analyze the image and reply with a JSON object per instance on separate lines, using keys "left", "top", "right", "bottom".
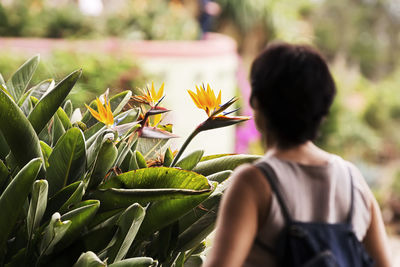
{"left": 243, "top": 154, "right": 371, "bottom": 267}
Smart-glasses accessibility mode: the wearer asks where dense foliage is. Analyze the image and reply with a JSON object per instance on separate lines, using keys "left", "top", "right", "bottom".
{"left": 0, "top": 56, "right": 258, "bottom": 266}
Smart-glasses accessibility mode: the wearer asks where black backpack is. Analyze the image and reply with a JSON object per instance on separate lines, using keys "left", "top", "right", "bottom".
{"left": 255, "top": 162, "right": 374, "bottom": 267}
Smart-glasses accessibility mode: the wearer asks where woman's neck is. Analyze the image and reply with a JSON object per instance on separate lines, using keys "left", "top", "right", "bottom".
{"left": 266, "top": 141, "right": 332, "bottom": 166}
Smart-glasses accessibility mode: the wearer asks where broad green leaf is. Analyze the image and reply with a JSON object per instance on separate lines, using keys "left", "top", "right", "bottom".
{"left": 175, "top": 182, "right": 231, "bottom": 252}
{"left": 88, "top": 136, "right": 118, "bottom": 189}
{"left": 52, "top": 113, "right": 66, "bottom": 146}
{"left": 92, "top": 167, "right": 213, "bottom": 211}
{"left": 175, "top": 150, "right": 204, "bottom": 171}
{"left": 59, "top": 181, "right": 85, "bottom": 214}
{"left": 55, "top": 200, "right": 100, "bottom": 251}
{"left": 44, "top": 181, "right": 81, "bottom": 221}
{"left": 40, "top": 141, "right": 52, "bottom": 169}
{"left": 27, "top": 69, "right": 81, "bottom": 134}
{"left": 27, "top": 180, "right": 48, "bottom": 239}
{"left": 179, "top": 181, "right": 229, "bottom": 231}
{"left": 192, "top": 154, "right": 261, "bottom": 176}
{"left": 106, "top": 203, "right": 146, "bottom": 263}
{"left": 206, "top": 170, "right": 232, "bottom": 183}
{"left": 0, "top": 86, "right": 44, "bottom": 171}
{"left": 72, "top": 251, "right": 106, "bottom": 267}
{"left": 108, "top": 257, "right": 157, "bottom": 267}
{"left": 136, "top": 186, "right": 214, "bottom": 240}
{"left": 40, "top": 212, "right": 72, "bottom": 256}
{"left": 6, "top": 55, "right": 39, "bottom": 102}
{"left": 46, "top": 128, "right": 86, "bottom": 197}
{"left": 0, "top": 158, "right": 42, "bottom": 251}
{"left": 88, "top": 208, "right": 124, "bottom": 229}
{"left": 86, "top": 130, "right": 115, "bottom": 170}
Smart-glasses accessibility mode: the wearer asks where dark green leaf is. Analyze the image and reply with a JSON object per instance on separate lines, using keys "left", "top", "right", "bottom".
{"left": 27, "top": 179, "right": 48, "bottom": 239}
{"left": 0, "top": 158, "right": 42, "bottom": 251}
{"left": 39, "top": 212, "right": 72, "bottom": 256}
{"left": 0, "top": 86, "right": 44, "bottom": 172}
{"left": 46, "top": 128, "right": 86, "bottom": 197}
{"left": 106, "top": 203, "right": 146, "bottom": 263}
{"left": 55, "top": 200, "right": 100, "bottom": 251}
{"left": 27, "top": 69, "right": 81, "bottom": 134}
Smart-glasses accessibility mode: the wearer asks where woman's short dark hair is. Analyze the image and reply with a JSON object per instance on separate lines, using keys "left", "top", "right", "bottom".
{"left": 250, "top": 42, "right": 336, "bottom": 148}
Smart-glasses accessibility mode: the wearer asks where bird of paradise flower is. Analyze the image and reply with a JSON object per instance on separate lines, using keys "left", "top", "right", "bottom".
{"left": 171, "top": 83, "right": 250, "bottom": 166}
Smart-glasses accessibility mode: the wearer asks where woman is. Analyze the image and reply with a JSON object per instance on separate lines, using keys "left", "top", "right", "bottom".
{"left": 203, "top": 43, "right": 391, "bottom": 266}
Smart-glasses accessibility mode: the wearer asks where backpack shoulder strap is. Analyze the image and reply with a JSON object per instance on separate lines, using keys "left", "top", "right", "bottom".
{"left": 346, "top": 165, "right": 355, "bottom": 224}
{"left": 255, "top": 161, "right": 292, "bottom": 224}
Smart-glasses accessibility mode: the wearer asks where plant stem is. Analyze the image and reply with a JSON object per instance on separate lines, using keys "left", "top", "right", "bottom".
{"left": 171, "top": 127, "right": 200, "bottom": 167}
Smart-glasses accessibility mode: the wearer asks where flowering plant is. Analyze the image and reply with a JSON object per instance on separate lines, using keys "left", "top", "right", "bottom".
{"left": 0, "top": 56, "right": 259, "bottom": 266}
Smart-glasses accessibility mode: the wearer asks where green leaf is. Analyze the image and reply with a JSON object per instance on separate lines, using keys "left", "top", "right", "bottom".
{"left": 55, "top": 200, "right": 100, "bottom": 251}
{"left": 192, "top": 154, "right": 261, "bottom": 176}
{"left": 176, "top": 182, "right": 230, "bottom": 252}
{"left": 57, "top": 107, "right": 73, "bottom": 130}
{"left": 30, "top": 79, "right": 55, "bottom": 100}
{"left": 27, "top": 180, "right": 48, "bottom": 239}
{"left": 175, "top": 150, "right": 204, "bottom": 171}
{"left": 108, "top": 257, "right": 157, "bottom": 267}
{"left": 0, "top": 131, "right": 10, "bottom": 160}
{"left": 72, "top": 251, "right": 106, "bottom": 267}
{"left": 86, "top": 130, "right": 114, "bottom": 169}
{"left": 206, "top": 170, "right": 232, "bottom": 183}
{"left": 105, "top": 203, "right": 146, "bottom": 263}
{"left": 135, "top": 150, "right": 147, "bottom": 169}
{"left": 0, "top": 86, "right": 44, "bottom": 172}
{"left": 44, "top": 181, "right": 81, "bottom": 221}
{"left": 0, "top": 158, "right": 42, "bottom": 251}
{"left": 46, "top": 128, "right": 86, "bottom": 197}
{"left": 200, "top": 154, "right": 234, "bottom": 161}
{"left": 52, "top": 113, "right": 66, "bottom": 146}
{"left": 0, "top": 159, "right": 10, "bottom": 194}
{"left": 92, "top": 167, "right": 213, "bottom": 211}
{"left": 6, "top": 55, "right": 40, "bottom": 102}
{"left": 39, "top": 212, "right": 72, "bottom": 256}
{"left": 88, "top": 135, "right": 118, "bottom": 189}
{"left": 40, "top": 141, "right": 52, "bottom": 169}
{"left": 163, "top": 148, "right": 173, "bottom": 167}
{"left": 59, "top": 181, "right": 85, "bottom": 214}
{"left": 136, "top": 187, "right": 214, "bottom": 240}
{"left": 63, "top": 100, "right": 73, "bottom": 118}
{"left": 0, "top": 73, "right": 4, "bottom": 84}
{"left": 27, "top": 69, "right": 82, "bottom": 134}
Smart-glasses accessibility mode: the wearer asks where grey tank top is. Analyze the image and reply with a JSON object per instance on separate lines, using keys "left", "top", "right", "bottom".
{"left": 243, "top": 154, "right": 371, "bottom": 267}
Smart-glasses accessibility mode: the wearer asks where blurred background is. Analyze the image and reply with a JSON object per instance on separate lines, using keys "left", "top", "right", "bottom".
{"left": 1, "top": 0, "right": 400, "bottom": 257}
